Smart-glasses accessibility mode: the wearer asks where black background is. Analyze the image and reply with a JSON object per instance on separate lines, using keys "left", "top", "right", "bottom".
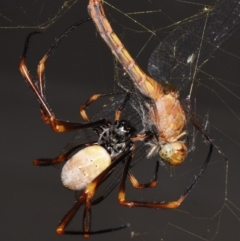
{"left": 1, "top": 0, "right": 240, "bottom": 240}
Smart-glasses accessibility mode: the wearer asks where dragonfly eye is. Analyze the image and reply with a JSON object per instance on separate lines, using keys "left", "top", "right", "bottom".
{"left": 159, "top": 141, "right": 187, "bottom": 166}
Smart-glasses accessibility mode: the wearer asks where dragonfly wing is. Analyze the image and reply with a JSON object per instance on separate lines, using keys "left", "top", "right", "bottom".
{"left": 148, "top": 0, "right": 240, "bottom": 92}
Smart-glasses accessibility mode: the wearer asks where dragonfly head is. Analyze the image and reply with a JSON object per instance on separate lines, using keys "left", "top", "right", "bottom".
{"left": 159, "top": 141, "right": 187, "bottom": 166}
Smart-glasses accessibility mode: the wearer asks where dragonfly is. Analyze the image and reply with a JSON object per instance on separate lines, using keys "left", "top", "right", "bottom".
{"left": 87, "top": 0, "right": 240, "bottom": 225}
{"left": 88, "top": 0, "right": 240, "bottom": 162}
{"left": 19, "top": 0, "right": 240, "bottom": 238}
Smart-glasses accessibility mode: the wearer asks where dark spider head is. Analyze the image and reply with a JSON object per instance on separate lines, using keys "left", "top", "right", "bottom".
{"left": 98, "top": 119, "right": 136, "bottom": 158}
{"left": 112, "top": 120, "right": 136, "bottom": 137}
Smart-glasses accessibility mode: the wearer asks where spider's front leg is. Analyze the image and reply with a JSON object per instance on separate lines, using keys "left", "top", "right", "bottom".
{"left": 19, "top": 29, "right": 106, "bottom": 132}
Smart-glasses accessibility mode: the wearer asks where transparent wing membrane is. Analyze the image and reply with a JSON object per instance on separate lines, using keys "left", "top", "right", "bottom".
{"left": 148, "top": 0, "right": 240, "bottom": 93}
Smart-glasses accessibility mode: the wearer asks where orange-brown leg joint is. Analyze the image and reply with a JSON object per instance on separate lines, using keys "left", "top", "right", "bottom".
{"left": 119, "top": 193, "right": 185, "bottom": 209}
{"left": 128, "top": 172, "right": 157, "bottom": 189}
{"left": 79, "top": 94, "right": 102, "bottom": 122}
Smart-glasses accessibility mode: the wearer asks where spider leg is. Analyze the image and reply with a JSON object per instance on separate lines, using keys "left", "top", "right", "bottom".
{"left": 91, "top": 136, "right": 153, "bottom": 205}
{"left": 36, "top": 18, "right": 91, "bottom": 98}
{"left": 118, "top": 143, "right": 213, "bottom": 208}
{"left": 20, "top": 31, "right": 107, "bottom": 132}
{"left": 131, "top": 133, "right": 152, "bottom": 142}
{"left": 56, "top": 146, "right": 132, "bottom": 238}
{"left": 21, "top": 18, "right": 92, "bottom": 122}
{"left": 190, "top": 113, "right": 227, "bottom": 160}
{"left": 79, "top": 91, "right": 124, "bottom": 122}
{"left": 38, "top": 19, "right": 92, "bottom": 122}
{"left": 33, "top": 142, "right": 96, "bottom": 166}
{"left": 115, "top": 93, "right": 130, "bottom": 121}
{"left": 128, "top": 160, "right": 160, "bottom": 189}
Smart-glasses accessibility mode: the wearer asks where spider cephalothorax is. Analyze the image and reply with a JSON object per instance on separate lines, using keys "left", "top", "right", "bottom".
{"left": 98, "top": 120, "right": 136, "bottom": 157}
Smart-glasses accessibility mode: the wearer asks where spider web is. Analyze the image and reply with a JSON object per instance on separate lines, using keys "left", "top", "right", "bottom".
{"left": 104, "top": 1, "right": 240, "bottom": 240}
{"left": 1, "top": 1, "right": 240, "bottom": 241}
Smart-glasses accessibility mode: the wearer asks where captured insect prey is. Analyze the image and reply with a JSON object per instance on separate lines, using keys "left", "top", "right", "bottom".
{"left": 87, "top": 0, "right": 240, "bottom": 229}
{"left": 18, "top": 0, "right": 240, "bottom": 239}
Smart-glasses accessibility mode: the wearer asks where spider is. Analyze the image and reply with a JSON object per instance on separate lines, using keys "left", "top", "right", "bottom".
{"left": 19, "top": 14, "right": 214, "bottom": 239}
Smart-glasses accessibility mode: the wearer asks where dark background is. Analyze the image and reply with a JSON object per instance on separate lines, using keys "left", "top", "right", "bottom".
{"left": 1, "top": 0, "right": 240, "bottom": 240}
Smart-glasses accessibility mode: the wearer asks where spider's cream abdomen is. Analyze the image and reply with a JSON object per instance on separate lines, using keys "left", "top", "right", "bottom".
{"left": 61, "top": 145, "right": 111, "bottom": 191}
